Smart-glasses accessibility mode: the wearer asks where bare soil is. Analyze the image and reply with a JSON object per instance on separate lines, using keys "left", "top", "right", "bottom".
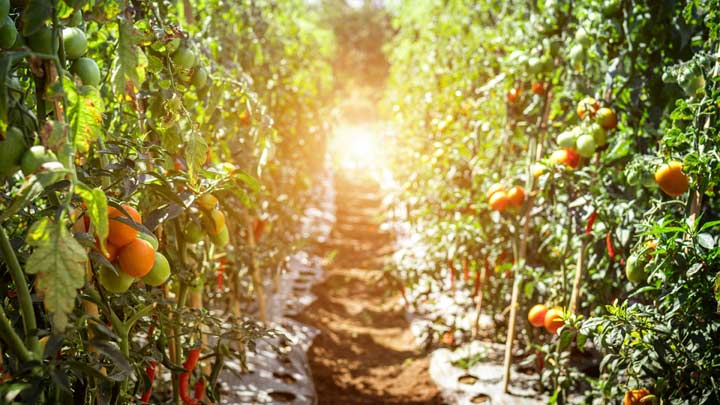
{"left": 294, "top": 173, "right": 444, "bottom": 405}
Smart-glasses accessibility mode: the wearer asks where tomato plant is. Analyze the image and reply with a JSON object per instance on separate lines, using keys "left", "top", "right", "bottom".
{"left": 384, "top": 0, "right": 720, "bottom": 402}
{"left": 0, "top": 0, "right": 333, "bottom": 403}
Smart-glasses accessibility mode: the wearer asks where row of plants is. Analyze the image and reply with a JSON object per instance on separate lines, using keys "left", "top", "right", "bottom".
{"left": 384, "top": 0, "right": 719, "bottom": 403}
{"left": 0, "top": 0, "right": 333, "bottom": 403}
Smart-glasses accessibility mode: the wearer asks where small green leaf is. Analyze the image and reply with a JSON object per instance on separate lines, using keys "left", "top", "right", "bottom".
{"left": 25, "top": 218, "right": 87, "bottom": 331}
{"left": 558, "top": 328, "right": 573, "bottom": 351}
{"left": 576, "top": 333, "right": 587, "bottom": 352}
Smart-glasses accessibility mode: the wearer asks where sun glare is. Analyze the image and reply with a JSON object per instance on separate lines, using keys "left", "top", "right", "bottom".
{"left": 330, "top": 124, "right": 385, "bottom": 171}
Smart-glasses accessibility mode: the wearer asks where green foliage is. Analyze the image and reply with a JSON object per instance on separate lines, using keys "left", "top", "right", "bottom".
{"left": 25, "top": 218, "right": 87, "bottom": 331}
{"left": 384, "top": 0, "right": 720, "bottom": 401}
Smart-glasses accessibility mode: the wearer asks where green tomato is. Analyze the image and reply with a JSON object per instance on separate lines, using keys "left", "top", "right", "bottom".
{"left": 98, "top": 266, "right": 135, "bottom": 294}
{"left": 137, "top": 232, "right": 159, "bottom": 250}
{"left": 625, "top": 253, "right": 648, "bottom": 284}
{"left": 21, "top": 145, "right": 57, "bottom": 175}
{"left": 29, "top": 27, "right": 58, "bottom": 54}
{"left": 70, "top": 57, "right": 101, "bottom": 86}
{"left": 184, "top": 221, "right": 204, "bottom": 244}
{"left": 0, "top": 16, "right": 17, "bottom": 49}
{"left": 569, "top": 43, "right": 585, "bottom": 66}
{"left": 527, "top": 56, "right": 542, "bottom": 74}
{"left": 0, "top": 0, "right": 8, "bottom": 22}
{"left": 590, "top": 123, "right": 607, "bottom": 147}
{"left": 210, "top": 225, "right": 229, "bottom": 247}
{"left": 142, "top": 252, "right": 171, "bottom": 286}
{"left": 0, "top": 127, "right": 26, "bottom": 176}
{"left": 575, "top": 27, "right": 591, "bottom": 48}
{"left": 191, "top": 66, "right": 208, "bottom": 89}
{"left": 679, "top": 72, "right": 705, "bottom": 97}
{"left": 575, "top": 134, "right": 596, "bottom": 158}
{"left": 62, "top": 27, "right": 87, "bottom": 59}
{"left": 557, "top": 130, "right": 577, "bottom": 149}
{"left": 172, "top": 47, "right": 196, "bottom": 70}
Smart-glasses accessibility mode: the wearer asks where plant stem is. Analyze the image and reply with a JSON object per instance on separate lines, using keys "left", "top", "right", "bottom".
{"left": 0, "top": 226, "right": 39, "bottom": 355}
{"left": 0, "top": 304, "right": 32, "bottom": 362}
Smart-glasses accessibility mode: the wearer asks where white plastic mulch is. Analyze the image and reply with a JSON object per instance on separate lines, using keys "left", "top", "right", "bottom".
{"left": 381, "top": 177, "right": 545, "bottom": 405}
{"left": 219, "top": 169, "right": 336, "bottom": 405}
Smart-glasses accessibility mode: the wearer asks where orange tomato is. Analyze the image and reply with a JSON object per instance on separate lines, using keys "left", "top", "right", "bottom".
{"left": 654, "top": 161, "right": 689, "bottom": 197}
{"left": 117, "top": 238, "right": 156, "bottom": 278}
{"left": 486, "top": 183, "right": 505, "bottom": 200}
{"left": 507, "top": 87, "right": 521, "bottom": 103}
{"left": 544, "top": 307, "right": 564, "bottom": 334}
{"left": 623, "top": 388, "right": 651, "bottom": 405}
{"left": 96, "top": 240, "right": 120, "bottom": 262}
{"left": 528, "top": 304, "right": 547, "bottom": 327}
{"left": 532, "top": 82, "right": 545, "bottom": 95}
{"left": 507, "top": 186, "right": 525, "bottom": 207}
{"left": 108, "top": 205, "right": 141, "bottom": 248}
{"left": 488, "top": 191, "right": 510, "bottom": 211}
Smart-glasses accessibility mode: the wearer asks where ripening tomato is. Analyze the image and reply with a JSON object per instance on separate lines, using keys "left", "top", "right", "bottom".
{"left": 506, "top": 186, "right": 525, "bottom": 207}
{"left": 507, "top": 87, "right": 521, "bottom": 103}
{"left": 531, "top": 82, "right": 545, "bottom": 95}
{"left": 528, "top": 304, "right": 547, "bottom": 327}
{"left": 544, "top": 307, "right": 564, "bottom": 334}
{"left": 142, "top": 252, "right": 171, "bottom": 287}
{"left": 486, "top": 183, "right": 505, "bottom": 200}
{"left": 595, "top": 107, "right": 617, "bottom": 130}
{"left": 488, "top": 191, "right": 510, "bottom": 211}
{"left": 197, "top": 193, "right": 218, "bottom": 211}
{"left": 576, "top": 97, "right": 600, "bottom": 120}
{"left": 623, "top": 388, "right": 652, "bottom": 405}
{"left": 550, "top": 149, "right": 580, "bottom": 169}
{"left": 654, "top": 161, "right": 689, "bottom": 197}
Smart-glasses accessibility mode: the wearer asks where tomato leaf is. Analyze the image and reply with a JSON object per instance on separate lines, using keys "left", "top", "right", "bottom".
{"left": 185, "top": 133, "right": 208, "bottom": 176}
{"left": 113, "top": 20, "right": 148, "bottom": 94}
{"left": 25, "top": 218, "right": 87, "bottom": 332}
{"left": 66, "top": 79, "right": 105, "bottom": 153}
{"left": 75, "top": 183, "right": 109, "bottom": 255}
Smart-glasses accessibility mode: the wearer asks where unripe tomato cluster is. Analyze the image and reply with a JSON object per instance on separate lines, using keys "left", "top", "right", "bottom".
{"left": 95, "top": 205, "right": 171, "bottom": 293}
{"left": 183, "top": 193, "right": 230, "bottom": 247}
{"left": 548, "top": 97, "right": 619, "bottom": 169}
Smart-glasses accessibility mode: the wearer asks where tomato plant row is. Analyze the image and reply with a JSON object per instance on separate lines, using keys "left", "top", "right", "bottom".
{"left": 384, "top": 0, "right": 719, "bottom": 403}
{"left": 0, "top": 0, "right": 333, "bottom": 403}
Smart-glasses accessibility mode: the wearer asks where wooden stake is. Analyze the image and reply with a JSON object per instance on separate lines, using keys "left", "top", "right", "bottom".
{"left": 501, "top": 88, "right": 551, "bottom": 393}
{"left": 568, "top": 237, "right": 588, "bottom": 315}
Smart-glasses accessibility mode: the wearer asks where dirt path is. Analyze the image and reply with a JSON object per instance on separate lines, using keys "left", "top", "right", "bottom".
{"left": 294, "top": 172, "right": 443, "bottom": 405}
